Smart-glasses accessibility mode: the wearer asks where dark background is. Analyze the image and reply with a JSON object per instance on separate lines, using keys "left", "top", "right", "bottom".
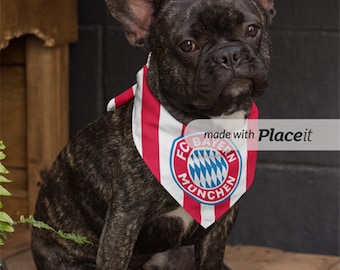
{"left": 69, "top": 0, "right": 339, "bottom": 255}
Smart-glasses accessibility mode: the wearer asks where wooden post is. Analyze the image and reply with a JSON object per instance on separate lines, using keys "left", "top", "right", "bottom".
{"left": 26, "top": 36, "right": 69, "bottom": 214}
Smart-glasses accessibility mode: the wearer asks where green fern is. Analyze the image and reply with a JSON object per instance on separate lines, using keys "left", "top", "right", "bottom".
{"left": 0, "top": 140, "right": 14, "bottom": 245}
{"left": 0, "top": 140, "right": 93, "bottom": 246}
{"left": 19, "top": 216, "right": 93, "bottom": 245}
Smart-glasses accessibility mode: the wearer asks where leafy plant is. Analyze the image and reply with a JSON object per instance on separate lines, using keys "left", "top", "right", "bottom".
{"left": 19, "top": 216, "right": 93, "bottom": 245}
{"left": 0, "top": 140, "right": 93, "bottom": 246}
{"left": 0, "top": 140, "right": 14, "bottom": 245}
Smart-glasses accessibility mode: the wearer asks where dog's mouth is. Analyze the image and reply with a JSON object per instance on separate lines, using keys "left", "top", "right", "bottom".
{"left": 222, "top": 78, "right": 254, "bottom": 97}
{"left": 190, "top": 77, "right": 255, "bottom": 116}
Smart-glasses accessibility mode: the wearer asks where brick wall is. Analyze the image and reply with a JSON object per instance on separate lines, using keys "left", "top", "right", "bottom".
{"left": 69, "top": 0, "right": 339, "bottom": 255}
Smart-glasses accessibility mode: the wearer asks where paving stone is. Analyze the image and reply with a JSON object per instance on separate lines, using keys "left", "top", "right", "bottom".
{"left": 4, "top": 246, "right": 339, "bottom": 270}
{"left": 224, "top": 245, "right": 340, "bottom": 270}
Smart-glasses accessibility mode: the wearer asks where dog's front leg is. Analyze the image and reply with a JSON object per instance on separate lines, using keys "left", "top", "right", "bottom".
{"left": 96, "top": 202, "right": 143, "bottom": 270}
{"left": 195, "top": 205, "right": 239, "bottom": 270}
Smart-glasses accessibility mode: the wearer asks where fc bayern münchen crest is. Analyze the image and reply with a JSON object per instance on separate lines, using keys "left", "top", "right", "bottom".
{"left": 170, "top": 133, "right": 242, "bottom": 205}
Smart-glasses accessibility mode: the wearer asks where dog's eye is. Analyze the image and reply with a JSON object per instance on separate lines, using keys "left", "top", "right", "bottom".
{"left": 179, "top": 40, "right": 197, "bottom": 53}
{"left": 245, "top": 25, "right": 259, "bottom": 38}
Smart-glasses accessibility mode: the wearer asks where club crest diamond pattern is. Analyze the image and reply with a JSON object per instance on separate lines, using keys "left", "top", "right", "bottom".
{"left": 170, "top": 133, "right": 242, "bottom": 205}
{"left": 188, "top": 149, "right": 228, "bottom": 189}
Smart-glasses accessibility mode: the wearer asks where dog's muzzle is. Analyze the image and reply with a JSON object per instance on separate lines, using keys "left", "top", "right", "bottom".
{"left": 211, "top": 43, "right": 252, "bottom": 73}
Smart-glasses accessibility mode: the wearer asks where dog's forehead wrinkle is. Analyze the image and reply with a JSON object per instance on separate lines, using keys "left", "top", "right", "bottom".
{"left": 193, "top": 8, "right": 245, "bottom": 41}
{"left": 159, "top": 0, "right": 266, "bottom": 46}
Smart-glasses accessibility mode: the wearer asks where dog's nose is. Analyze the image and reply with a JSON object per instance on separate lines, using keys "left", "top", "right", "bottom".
{"left": 213, "top": 46, "right": 244, "bottom": 69}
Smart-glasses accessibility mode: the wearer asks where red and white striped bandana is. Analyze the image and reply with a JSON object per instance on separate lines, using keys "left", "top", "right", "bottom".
{"left": 107, "top": 65, "right": 258, "bottom": 228}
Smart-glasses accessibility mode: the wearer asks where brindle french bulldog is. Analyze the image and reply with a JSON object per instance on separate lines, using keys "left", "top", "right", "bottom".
{"left": 31, "top": 0, "right": 275, "bottom": 269}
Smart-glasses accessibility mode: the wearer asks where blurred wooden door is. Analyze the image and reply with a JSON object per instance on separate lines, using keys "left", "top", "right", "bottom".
{"left": 0, "top": 0, "right": 77, "bottom": 258}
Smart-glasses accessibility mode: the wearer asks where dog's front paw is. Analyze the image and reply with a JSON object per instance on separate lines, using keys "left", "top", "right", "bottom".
{"left": 143, "top": 246, "right": 195, "bottom": 270}
{"left": 222, "top": 263, "right": 232, "bottom": 270}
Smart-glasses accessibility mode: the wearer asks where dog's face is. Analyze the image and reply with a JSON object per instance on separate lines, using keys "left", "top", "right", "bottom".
{"left": 105, "top": 0, "right": 275, "bottom": 117}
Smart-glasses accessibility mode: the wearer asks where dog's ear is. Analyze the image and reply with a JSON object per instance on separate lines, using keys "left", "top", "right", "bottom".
{"left": 104, "top": 0, "right": 155, "bottom": 48}
{"left": 258, "top": 0, "right": 276, "bottom": 24}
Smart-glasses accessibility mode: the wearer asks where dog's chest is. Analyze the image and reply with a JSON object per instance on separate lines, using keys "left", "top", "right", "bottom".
{"left": 211, "top": 110, "right": 246, "bottom": 120}
{"left": 163, "top": 207, "right": 194, "bottom": 232}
